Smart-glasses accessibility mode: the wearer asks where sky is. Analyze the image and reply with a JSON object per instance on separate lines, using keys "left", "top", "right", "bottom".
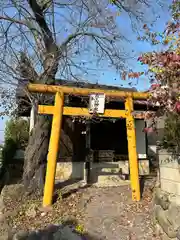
{"left": 0, "top": 1, "right": 171, "bottom": 142}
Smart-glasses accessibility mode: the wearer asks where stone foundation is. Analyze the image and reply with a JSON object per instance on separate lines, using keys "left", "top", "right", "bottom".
{"left": 159, "top": 149, "right": 180, "bottom": 196}
{"left": 55, "top": 160, "right": 149, "bottom": 186}
{"left": 153, "top": 150, "right": 180, "bottom": 239}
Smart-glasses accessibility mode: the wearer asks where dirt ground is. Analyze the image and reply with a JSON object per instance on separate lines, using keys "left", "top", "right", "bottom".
{"left": 3, "top": 178, "right": 161, "bottom": 240}
{"left": 78, "top": 184, "right": 160, "bottom": 240}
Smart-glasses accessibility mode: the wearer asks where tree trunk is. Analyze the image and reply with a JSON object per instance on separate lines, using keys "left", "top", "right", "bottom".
{"left": 20, "top": 0, "right": 61, "bottom": 195}
{"left": 22, "top": 115, "right": 77, "bottom": 195}
{"left": 23, "top": 115, "right": 52, "bottom": 194}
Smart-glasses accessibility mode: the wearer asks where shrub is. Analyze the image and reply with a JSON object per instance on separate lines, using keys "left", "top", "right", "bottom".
{"left": 162, "top": 113, "right": 180, "bottom": 153}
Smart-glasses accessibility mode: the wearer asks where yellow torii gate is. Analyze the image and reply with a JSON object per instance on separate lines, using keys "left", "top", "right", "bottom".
{"left": 28, "top": 83, "right": 149, "bottom": 207}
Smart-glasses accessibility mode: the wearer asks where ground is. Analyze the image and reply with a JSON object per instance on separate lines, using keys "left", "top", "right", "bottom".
{"left": 2, "top": 179, "right": 161, "bottom": 240}
{"left": 80, "top": 186, "right": 158, "bottom": 240}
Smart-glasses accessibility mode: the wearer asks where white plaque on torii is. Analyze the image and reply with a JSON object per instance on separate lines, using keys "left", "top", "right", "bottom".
{"left": 88, "top": 94, "right": 105, "bottom": 114}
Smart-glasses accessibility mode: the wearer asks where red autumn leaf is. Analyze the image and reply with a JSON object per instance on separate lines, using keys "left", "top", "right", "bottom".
{"left": 143, "top": 127, "right": 154, "bottom": 133}
{"left": 136, "top": 0, "right": 179, "bottom": 116}
{"left": 128, "top": 72, "right": 142, "bottom": 79}
{"left": 175, "top": 101, "right": 180, "bottom": 113}
{"left": 121, "top": 72, "right": 127, "bottom": 80}
{"left": 150, "top": 84, "right": 160, "bottom": 90}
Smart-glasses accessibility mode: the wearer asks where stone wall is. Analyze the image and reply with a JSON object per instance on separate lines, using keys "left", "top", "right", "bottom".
{"left": 159, "top": 149, "right": 180, "bottom": 200}
{"left": 154, "top": 187, "right": 180, "bottom": 240}
{"left": 153, "top": 149, "right": 180, "bottom": 239}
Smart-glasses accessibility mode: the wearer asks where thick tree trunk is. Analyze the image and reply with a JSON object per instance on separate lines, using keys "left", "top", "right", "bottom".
{"left": 23, "top": 115, "right": 52, "bottom": 194}
{"left": 22, "top": 115, "right": 77, "bottom": 195}
{"left": 20, "top": 0, "right": 61, "bottom": 195}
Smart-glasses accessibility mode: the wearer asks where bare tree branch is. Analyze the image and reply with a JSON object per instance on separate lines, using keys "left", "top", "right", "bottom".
{"left": 0, "top": 16, "right": 26, "bottom": 26}
{"left": 0, "top": 0, "right": 166, "bottom": 113}
{"left": 28, "top": 0, "right": 60, "bottom": 82}
{"left": 28, "top": 0, "right": 55, "bottom": 51}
